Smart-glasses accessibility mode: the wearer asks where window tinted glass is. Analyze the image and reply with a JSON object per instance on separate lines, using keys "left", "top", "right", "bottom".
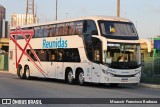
{"left": 27, "top": 48, "right": 80, "bottom": 62}
{"left": 75, "top": 21, "right": 83, "bottom": 35}
{"left": 48, "top": 49, "right": 57, "bottom": 61}
{"left": 83, "top": 20, "right": 98, "bottom": 35}
{"left": 49, "top": 25, "right": 56, "bottom": 37}
{"left": 63, "top": 49, "right": 80, "bottom": 62}
{"left": 99, "top": 21, "right": 137, "bottom": 36}
{"left": 66, "top": 22, "right": 76, "bottom": 35}
{"left": 43, "top": 26, "right": 50, "bottom": 37}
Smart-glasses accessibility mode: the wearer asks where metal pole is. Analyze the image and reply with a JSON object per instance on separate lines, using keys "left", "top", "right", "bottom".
{"left": 56, "top": 0, "right": 58, "bottom": 20}
{"left": 33, "top": 0, "right": 35, "bottom": 23}
{"left": 117, "top": 0, "right": 120, "bottom": 17}
{"left": 34, "top": 4, "right": 37, "bottom": 23}
{"left": 26, "top": 0, "right": 28, "bottom": 24}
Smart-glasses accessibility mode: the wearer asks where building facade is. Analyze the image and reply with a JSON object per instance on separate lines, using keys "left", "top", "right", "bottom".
{"left": 11, "top": 14, "right": 38, "bottom": 27}
{"left": 0, "top": 5, "right": 6, "bottom": 38}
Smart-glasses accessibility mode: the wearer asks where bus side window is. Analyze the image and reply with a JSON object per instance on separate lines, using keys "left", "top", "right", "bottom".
{"left": 49, "top": 26, "right": 56, "bottom": 37}
{"left": 48, "top": 49, "right": 56, "bottom": 61}
{"left": 63, "top": 49, "right": 80, "bottom": 62}
{"left": 27, "top": 50, "right": 37, "bottom": 61}
{"left": 44, "top": 26, "right": 50, "bottom": 37}
{"left": 57, "top": 49, "right": 63, "bottom": 61}
{"left": 55, "top": 25, "right": 59, "bottom": 36}
{"left": 34, "top": 27, "right": 40, "bottom": 38}
{"left": 38, "top": 49, "right": 47, "bottom": 61}
{"left": 75, "top": 21, "right": 83, "bottom": 35}
{"left": 39, "top": 28, "right": 44, "bottom": 38}
{"left": 68, "top": 22, "right": 75, "bottom": 35}
{"left": 83, "top": 20, "right": 98, "bottom": 35}
{"left": 64, "top": 26, "right": 69, "bottom": 35}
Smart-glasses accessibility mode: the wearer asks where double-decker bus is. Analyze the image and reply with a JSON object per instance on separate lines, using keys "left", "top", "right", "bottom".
{"left": 9, "top": 16, "right": 141, "bottom": 86}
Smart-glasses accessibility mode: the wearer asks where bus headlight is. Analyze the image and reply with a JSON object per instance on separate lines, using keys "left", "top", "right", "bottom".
{"left": 102, "top": 69, "right": 114, "bottom": 77}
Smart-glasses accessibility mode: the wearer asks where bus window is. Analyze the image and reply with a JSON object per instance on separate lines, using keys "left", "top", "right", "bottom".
{"left": 43, "top": 26, "right": 50, "bottom": 37}
{"left": 63, "top": 49, "right": 80, "bottom": 62}
{"left": 48, "top": 49, "right": 57, "bottom": 61}
{"left": 55, "top": 23, "right": 66, "bottom": 36}
{"left": 83, "top": 20, "right": 98, "bottom": 35}
{"left": 63, "top": 26, "right": 69, "bottom": 35}
{"left": 27, "top": 50, "right": 37, "bottom": 61}
{"left": 75, "top": 21, "right": 83, "bottom": 35}
{"left": 35, "top": 26, "right": 45, "bottom": 38}
{"left": 57, "top": 49, "right": 63, "bottom": 61}
{"left": 49, "top": 25, "right": 56, "bottom": 37}
{"left": 37, "top": 49, "right": 47, "bottom": 61}
{"left": 67, "top": 22, "right": 75, "bottom": 35}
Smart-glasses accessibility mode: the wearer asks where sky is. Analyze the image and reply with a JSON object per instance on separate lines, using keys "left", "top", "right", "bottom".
{"left": 0, "top": 0, "right": 160, "bottom": 38}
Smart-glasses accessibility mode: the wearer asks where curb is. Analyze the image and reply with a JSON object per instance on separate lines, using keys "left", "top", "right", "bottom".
{"left": 139, "top": 83, "right": 160, "bottom": 89}
{"left": 0, "top": 71, "right": 9, "bottom": 73}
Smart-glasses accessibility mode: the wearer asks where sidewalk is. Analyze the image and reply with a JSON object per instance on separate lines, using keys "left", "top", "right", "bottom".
{"left": 0, "top": 70, "right": 9, "bottom": 73}
{"left": 138, "top": 83, "right": 160, "bottom": 89}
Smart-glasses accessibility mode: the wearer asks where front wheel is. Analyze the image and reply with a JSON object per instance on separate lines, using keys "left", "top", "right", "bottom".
{"left": 78, "top": 71, "right": 85, "bottom": 85}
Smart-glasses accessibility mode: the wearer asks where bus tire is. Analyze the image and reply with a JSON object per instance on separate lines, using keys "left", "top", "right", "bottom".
{"left": 24, "top": 66, "right": 30, "bottom": 80}
{"left": 66, "top": 69, "right": 74, "bottom": 84}
{"left": 77, "top": 70, "right": 85, "bottom": 85}
{"left": 18, "top": 66, "right": 24, "bottom": 79}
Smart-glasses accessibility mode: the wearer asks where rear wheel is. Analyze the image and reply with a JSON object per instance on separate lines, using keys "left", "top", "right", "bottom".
{"left": 78, "top": 70, "right": 85, "bottom": 85}
{"left": 25, "top": 66, "right": 30, "bottom": 80}
{"left": 66, "top": 69, "right": 74, "bottom": 84}
{"left": 18, "top": 67, "right": 24, "bottom": 79}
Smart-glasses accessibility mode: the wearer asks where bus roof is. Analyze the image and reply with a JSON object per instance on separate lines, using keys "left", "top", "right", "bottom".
{"left": 10, "top": 16, "right": 131, "bottom": 30}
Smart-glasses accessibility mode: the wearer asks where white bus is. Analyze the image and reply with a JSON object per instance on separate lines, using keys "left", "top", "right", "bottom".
{"left": 9, "top": 16, "right": 141, "bottom": 86}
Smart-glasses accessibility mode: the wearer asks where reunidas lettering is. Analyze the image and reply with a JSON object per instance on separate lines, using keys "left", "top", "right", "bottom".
{"left": 43, "top": 38, "right": 68, "bottom": 48}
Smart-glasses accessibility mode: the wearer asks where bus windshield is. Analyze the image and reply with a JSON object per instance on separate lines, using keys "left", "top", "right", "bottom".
{"left": 105, "top": 43, "right": 141, "bottom": 69}
{"left": 98, "top": 21, "right": 137, "bottom": 37}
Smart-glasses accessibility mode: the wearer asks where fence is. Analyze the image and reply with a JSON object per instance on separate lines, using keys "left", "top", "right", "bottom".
{"left": 141, "top": 57, "right": 160, "bottom": 84}
{"left": 0, "top": 53, "right": 8, "bottom": 71}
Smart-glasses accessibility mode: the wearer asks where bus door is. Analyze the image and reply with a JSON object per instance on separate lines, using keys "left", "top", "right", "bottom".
{"left": 56, "top": 49, "right": 64, "bottom": 79}
{"left": 91, "top": 63, "right": 101, "bottom": 83}
{"left": 90, "top": 37, "right": 102, "bottom": 83}
{"left": 47, "top": 50, "right": 56, "bottom": 78}
{"left": 47, "top": 62, "right": 56, "bottom": 78}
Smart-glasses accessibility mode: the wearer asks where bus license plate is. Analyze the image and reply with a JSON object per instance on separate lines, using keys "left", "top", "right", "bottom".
{"left": 121, "top": 78, "right": 128, "bottom": 82}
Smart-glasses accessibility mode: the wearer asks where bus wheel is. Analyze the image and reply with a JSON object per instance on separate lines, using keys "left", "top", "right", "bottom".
{"left": 18, "top": 67, "right": 24, "bottom": 79}
{"left": 25, "top": 66, "right": 30, "bottom": 80}
{"left": 66, "top": 70, "right": 74, "bottom": 84}
{"left": 78, "top": 71, "right": 85, "bottom": 85}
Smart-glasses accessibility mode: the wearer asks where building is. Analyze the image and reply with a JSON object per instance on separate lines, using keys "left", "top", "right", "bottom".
{"left": 0, "top": 5, "right": 6, "bottom": 38}
{"left": 11, "top": 14, "right": 38, "bottom": 27}
{"left": 0, "top": 5, "right": 8, "bottom": 51}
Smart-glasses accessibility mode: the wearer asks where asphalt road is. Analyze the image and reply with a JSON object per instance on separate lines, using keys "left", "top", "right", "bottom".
{"left": 0, "top": 72, "right": 160, "bottom": 107}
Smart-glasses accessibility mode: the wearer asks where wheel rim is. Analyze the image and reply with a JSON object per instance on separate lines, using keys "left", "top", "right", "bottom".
{"left": 19, "top": 68, "right": 23, "bottom": 78}
{"left": 68, "top": 71, "right": 73, "bottom": 83}
{"left": 26, "top": 69, "right": 30, "bottom": 78}
{"left": 79, "top": 72, "right": 84, "bottom": 84}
